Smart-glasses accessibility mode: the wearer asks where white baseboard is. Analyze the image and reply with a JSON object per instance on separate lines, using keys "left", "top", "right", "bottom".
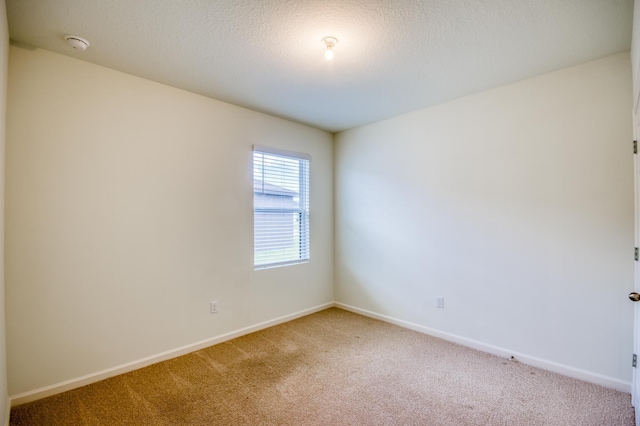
{"left": 4, "top": 396, "right": 9, "bottom": 426}
{"left": 334, "top": 302, "right": 632, "bottom": 394}
{"left": 10, "top": 302, "right": 334, "bottom": 407}
{"left": 10, "top": 301, "right": 630, "bottom": 408}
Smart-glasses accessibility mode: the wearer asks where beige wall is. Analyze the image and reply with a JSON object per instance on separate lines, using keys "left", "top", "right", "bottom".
{"left": 5, "top": 46, "right": 333, "bottom": 396}
{"left": 335, "top": 53, "right": 634, "bottom": 386}
{"left": 0, "top": 0, "right": 9, "bottom": 421}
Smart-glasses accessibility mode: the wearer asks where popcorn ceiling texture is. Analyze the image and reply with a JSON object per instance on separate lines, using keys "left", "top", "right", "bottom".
{"left": 5, "top": 0, "right": 633, "bottom": 132}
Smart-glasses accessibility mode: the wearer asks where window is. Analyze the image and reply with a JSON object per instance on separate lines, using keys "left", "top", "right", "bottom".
{"left": 253, "top": 145, "right": 310, "bottom": 269}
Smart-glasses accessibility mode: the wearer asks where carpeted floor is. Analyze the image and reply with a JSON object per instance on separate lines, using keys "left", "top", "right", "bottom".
{"left": 10, "top": 308, "right": 635, "bottom": 425}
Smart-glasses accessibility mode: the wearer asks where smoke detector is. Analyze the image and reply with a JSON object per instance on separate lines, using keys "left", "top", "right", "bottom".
{"left": 64, "top": 35, "right": 90, "bottom": 51}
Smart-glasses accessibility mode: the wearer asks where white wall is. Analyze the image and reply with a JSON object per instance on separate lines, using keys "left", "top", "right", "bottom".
{"left": 5, "top": 46, "right": 333, "bottom": 396}
{"left": 4, "top": 35, "right": 632, "bottom": 404}
{"left": 335, "top": 53, "right": 634, "bottom": 385}
{"left": 632, "top": 0, "right": 640, "bottom": 109}
{"left": 0, "top": 0, "right": 9, "bottom": 421}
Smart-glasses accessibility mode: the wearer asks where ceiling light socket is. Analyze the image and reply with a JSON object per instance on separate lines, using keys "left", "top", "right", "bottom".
{"left": 321, "top": 36, "right": 338, "bottom": 60}
{"left": 321, "top": 37, "right": 338, "bottom": 47}
{"left": 64, "top": 35, "right": 90, "bottom": 51}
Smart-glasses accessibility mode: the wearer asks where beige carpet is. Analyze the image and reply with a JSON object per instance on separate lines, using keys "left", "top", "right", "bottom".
{"left": 10, "top": 308, "right": 635, "bottom": 425}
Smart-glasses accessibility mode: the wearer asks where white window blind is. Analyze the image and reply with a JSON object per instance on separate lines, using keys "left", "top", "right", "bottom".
{"left": 253, "top": 146, "right": 310, "bottom": 269}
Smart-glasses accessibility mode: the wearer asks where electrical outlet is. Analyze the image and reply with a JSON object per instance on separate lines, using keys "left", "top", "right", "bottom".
{"left": 436, "top": 297, "right": 444, "bottom": 309}
{"left": 210, "top": 301, "right": 218, "bottom": 314}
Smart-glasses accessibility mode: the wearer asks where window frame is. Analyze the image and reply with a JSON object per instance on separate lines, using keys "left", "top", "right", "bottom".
{"left": 252, "top": 145, "right": 311, "bottom": 270}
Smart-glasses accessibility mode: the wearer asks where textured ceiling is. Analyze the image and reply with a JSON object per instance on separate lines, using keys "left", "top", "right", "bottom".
{"left": 5, "top": 0, "right": 634, "bottom": 133}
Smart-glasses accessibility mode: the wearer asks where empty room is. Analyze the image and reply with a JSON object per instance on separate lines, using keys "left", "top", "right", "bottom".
{"left": 0, "top": 0, "right": 639, "bottom": 424}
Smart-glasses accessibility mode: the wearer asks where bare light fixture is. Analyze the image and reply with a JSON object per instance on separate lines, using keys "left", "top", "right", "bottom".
{"left": 321, "top": 37, "right": 338, "bottom": 60}
{"left": 64, "top": 35, "right": 90, "bottom": 51}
